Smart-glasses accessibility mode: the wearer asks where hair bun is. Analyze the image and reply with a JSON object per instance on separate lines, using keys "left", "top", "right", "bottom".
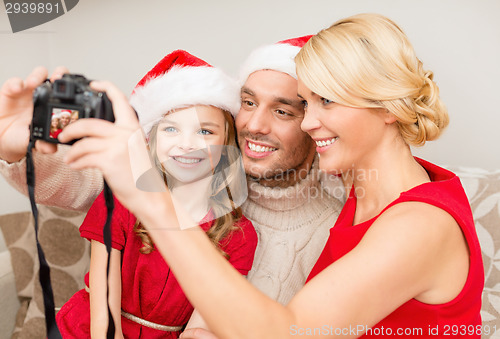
{"left": 295, "top": 13, "right": 450, "bottom": 146}
{"left": 405, "top": 70, "right": 448, "bottom": 146}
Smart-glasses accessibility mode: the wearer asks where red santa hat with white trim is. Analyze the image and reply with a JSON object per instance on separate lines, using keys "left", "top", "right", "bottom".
{"left": 59, "top": 109, "right": 72, "bottom": 117}
{"left": 129, "top": 50, "right": 240, "bottom": 135}
{"left": 238, "top": 35, "right": 312, "bottom": 84}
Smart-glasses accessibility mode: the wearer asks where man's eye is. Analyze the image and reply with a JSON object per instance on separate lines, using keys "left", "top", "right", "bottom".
{"left": 242, "top": 100, "right": 255, "bottom": 107}
{"left": 301, "top": 100, "right": 308, "bottom": 108}
{"left": 275, "top": 109, "right": 292, "bottom": 116}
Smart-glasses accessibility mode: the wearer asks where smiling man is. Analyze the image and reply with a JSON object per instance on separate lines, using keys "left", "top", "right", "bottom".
{"left": 238, "top": 70, "right": 315, "bottom": 186}
{"left": 232, "top": 36, "right": 345, "bottom": 305}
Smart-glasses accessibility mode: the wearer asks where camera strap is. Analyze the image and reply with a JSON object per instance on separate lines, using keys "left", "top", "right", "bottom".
{"left": 26, "top": 141, "right": 116, "bottom": 339}
{"left": 102, "top": 180, "right": 116, "bottom": 338}
{"left": 26, "top": 139, "right": 62, "bottom": 339}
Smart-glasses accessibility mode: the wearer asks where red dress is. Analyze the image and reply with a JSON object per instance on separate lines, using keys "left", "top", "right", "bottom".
{"left": 56, "top": 192, "right": 258, "bottom": 338}
{"left": 307, "top": 158, "right": 483, "bottom": 338}
{"left": 50, "top": 129, "right": 62, "bottom": 139}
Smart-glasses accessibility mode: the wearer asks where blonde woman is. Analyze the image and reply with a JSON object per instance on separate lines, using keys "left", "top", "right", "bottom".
{"left": 61, "top": 14, "right": 483, "bottom": 339}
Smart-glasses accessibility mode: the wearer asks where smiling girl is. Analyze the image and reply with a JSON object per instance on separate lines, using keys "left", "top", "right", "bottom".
{"left": 55, "top": 50, "right": 257, "bottom": 338}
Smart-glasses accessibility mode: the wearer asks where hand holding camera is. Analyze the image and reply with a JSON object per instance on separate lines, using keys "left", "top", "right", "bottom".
{"left": 0, "top": 67, "right": 69, "bottom": 162}
{"left": 23, "top": 74, "right": 118, "bottom": 339}
{"left": 58, "top": 79, "right": 153, "bottom": 215}
{"left": 31, "top": 73, "right": 115, "bottom": 145}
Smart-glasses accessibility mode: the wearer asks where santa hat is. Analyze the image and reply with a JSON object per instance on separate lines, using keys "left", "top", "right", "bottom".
{"left": 59, "top": 110, "right": 72, "bottom": 117}
{"left": 238, "top": 35, "right": 312, "bottom": 84}
{"left": 129, "top": 50, "right": 240, "bottom": 135}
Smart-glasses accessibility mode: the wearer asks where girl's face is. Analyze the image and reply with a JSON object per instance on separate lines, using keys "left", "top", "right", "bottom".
{"left": 156, "top": 105, "right": 227, "bottom": 185}
{"left": 51, "top": 118, "right": 59, "bottom": 128}
{"left": 298, "top": 79, "right": 392, "bottom": 174}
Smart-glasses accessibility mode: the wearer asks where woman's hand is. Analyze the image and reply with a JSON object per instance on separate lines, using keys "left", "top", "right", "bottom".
{"left": 181, "top": 309, "right": 219, "bottom": 339}
{"left": 59, "top": 80, "right": 167, "bottom": 218}
{"left": 180, "top": 328, "right": 219, "bottom": 339}
{"left": 0, "top": 66, "right": 67, "bottom": 163}
{"left": 179, "top": 328, "right": 218, "bottom": 339}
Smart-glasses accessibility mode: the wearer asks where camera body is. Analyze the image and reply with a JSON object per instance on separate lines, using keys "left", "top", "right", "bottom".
{"left": 31, "top": 74, "right": 114, "bottom": 144}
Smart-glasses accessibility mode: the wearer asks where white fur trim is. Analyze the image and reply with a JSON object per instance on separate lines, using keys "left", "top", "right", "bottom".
{"left": 238, "top": 43, "right": 301, "bottom": 85}
{"left": 129, "top": 66, "right": 241, "bottom": 135}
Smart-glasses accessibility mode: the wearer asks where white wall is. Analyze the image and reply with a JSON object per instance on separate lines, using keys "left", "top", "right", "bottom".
{"left": 1, "top": 0, "right": 499, "bottom": 214}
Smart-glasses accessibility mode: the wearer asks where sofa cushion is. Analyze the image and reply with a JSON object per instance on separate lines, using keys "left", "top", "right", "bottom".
{"left": 0, "top": 250, "right": 19, "bottom": 336}
{"left": 0, "top": 206, "right": 90, "bottom": 338}
{"left": 0, "top": 166, "right": 498, "bottom": 337}
{"left": 452, "top": 167, "right": 500, "bottom": 336}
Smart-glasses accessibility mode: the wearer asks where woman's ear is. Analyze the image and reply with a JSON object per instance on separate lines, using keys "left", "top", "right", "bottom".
{"left": 382, "top": 109, "right": 397, "bottom": 124}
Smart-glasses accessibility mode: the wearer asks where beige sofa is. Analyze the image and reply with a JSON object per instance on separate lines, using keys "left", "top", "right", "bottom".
{"left": 0, "top": 207, "right": 89, "bottom": 339}
{"left": 0, "top": 166, "right": 499, "bottom": 338}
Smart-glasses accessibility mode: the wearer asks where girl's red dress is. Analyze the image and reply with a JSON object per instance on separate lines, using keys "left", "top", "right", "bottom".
{"left": 50, "top": 129, "right": 61, "bottom": 139}
{"left": 56, "top": 192, "right": 258, "bottom": 338}
{"left": 307, "top": 158, "right": 484, "bottom": 338}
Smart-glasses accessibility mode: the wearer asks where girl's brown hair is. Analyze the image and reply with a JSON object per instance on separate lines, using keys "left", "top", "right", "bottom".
{"left": 134, "top": 107, "right": 243, "bottom": 257}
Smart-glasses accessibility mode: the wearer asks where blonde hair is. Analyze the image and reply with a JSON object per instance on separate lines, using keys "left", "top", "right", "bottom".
{"left": 134, "top": 108, "right": 243, "bottom": 257}
{"left": 295, "top": 13, "right": 448, "bottom": 146}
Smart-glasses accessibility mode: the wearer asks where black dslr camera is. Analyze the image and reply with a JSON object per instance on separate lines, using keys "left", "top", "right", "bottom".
{"left": 31, "top": 74, "right": 114, "bottom": 144}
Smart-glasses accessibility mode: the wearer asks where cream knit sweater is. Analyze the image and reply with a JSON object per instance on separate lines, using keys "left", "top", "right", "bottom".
{"left": 0, "top": 151, "right": 344, "bottom": 305}
{"left": 244, "top": 157, "right": 344, "bottom": 305}
{"left": 0, "top": 148, "right": 102, "bottom": 212}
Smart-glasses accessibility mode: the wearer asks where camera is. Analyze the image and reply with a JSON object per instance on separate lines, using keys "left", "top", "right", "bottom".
{"left": 30, "top": 74, "right": 114, "bottom": 144}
